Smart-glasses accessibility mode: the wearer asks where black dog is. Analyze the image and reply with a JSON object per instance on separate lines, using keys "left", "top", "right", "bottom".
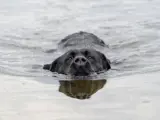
{"left": 43, "top": 31, "right": 111, "bottom": 76}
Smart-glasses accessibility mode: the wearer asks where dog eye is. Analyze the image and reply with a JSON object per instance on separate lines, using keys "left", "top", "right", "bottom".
{"left": 88, "top": 56, "right": 93, "bottom": 59}
{"left": 65, "top": 56, "right": 73, "bottom": 63}
{"left": 70, "top": 51, "right": 75, "bottom": 57}
{"left": 68, "top": 57, "right": 73, "bottom": 60}
{"left": 84, "top": 50, "right": 89, "bottom": 56}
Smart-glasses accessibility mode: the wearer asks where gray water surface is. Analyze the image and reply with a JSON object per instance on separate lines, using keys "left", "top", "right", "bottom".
{"left": 0, "top": 0, "right": 160, "bottom": 78}
{"left": 1, "top": 0, "right": 160, "bottom": 119}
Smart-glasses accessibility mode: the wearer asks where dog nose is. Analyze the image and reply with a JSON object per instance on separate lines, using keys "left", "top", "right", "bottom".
{"left": 74, "top": 56, "right": 87, "bottom": 66}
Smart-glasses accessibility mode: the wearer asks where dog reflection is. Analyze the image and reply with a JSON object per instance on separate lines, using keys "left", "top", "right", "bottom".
{"left": 59, "top": 79, "right": 106, "bottom": 100}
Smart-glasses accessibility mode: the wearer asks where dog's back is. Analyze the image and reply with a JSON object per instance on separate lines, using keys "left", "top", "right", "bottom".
{"left": 58, "top": 31, "right": 107, "bottom": 50}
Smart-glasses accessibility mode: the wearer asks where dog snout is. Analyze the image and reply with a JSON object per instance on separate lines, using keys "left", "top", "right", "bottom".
{"left": 74, "top": 56, "right": 87, "bottom": 66}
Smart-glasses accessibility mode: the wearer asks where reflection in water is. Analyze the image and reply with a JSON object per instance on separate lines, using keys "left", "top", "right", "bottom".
{"left": 59, "top": 79, "right": 107, "bottom": 100}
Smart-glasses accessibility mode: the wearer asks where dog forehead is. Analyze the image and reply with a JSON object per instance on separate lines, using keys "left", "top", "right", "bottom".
{"left": 81, "top": 49, "right": 99, "bottom": 56}
{"left": 66, "top": 49, "right": 79, "bottom": 55}
{"left": 65, "top": 49, "right": 99, "bottom": 56}
{"left": 80, "top": 48, "right": 95, "bottom": 52}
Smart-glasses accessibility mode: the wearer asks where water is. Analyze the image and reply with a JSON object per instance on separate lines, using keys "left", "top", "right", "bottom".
{"left": 1, "top": 0, "right": 160, "bottom": 79}
{"left": 0, "top": 0, "right": 160, "bottom": 78}
{"left": 1, "top": 0, "right": 160, "bottom": 119}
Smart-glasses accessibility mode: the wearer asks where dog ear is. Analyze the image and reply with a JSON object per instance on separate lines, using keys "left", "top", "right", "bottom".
{"left": 100, "top": 53, "right": 111, "bottom": 70}
{"left": 43, "top": 58, "right": 59, "bottom": 72}
{"left": 49, "top": 58, "right": 59, "bottom": 72}
{"left": 43, "top": 64, "right": 51, "bottom": 70}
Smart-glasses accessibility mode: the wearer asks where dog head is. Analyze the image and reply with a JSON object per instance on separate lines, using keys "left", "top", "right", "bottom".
{"left": 43, "top": 49, "right": 111, "bottom": 76}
